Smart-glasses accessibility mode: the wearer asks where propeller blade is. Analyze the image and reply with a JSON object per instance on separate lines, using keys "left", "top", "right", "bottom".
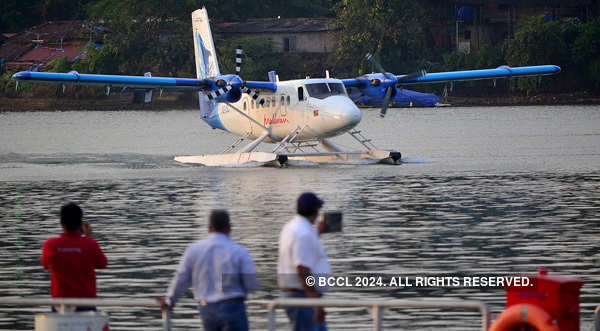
{"left": 365, "top": 53, "right": 394, "bottom": 80}
{"left": 397, "top": 70, "right": 427, "bottom": 83}
{"left": 242, "top": 86, "right": 267, "bottom": 106}
{"left": 380, "top": 86, "right": 393, "bottom": 118}
{"left": 365, "top": 53, "right": 386, "bottom": 75}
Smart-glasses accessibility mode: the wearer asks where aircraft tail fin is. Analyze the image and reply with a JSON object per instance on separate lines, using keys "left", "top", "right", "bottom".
{"left": 191, "top": 8, "right": 220, "bottom": 79}
{"left": 191, "top": 8, "right": 221, "bottom": 124}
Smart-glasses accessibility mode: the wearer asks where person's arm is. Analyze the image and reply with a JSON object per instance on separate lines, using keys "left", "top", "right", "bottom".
{"left": 41, "top": 240, "right": 54, "bottom": 269}
{"left": 93, "top": 241, "right": 108, "bottom": 269}
{"left": 240, "top": 248, "right": 259, "bottom": 293}
{"left": 84, "top": 222, "right": 107, "bottom": 269}
{"left": 293, "top": 234, "right": 325, "bottom": 323}
{"left": 297, "top": 265, "right": 326, "bottom": 323}
{"left": 296, "top": 265, "right": 321, "bottom": 298}
{"left": 164, "top": 246, "right": 193, "bottom": 309}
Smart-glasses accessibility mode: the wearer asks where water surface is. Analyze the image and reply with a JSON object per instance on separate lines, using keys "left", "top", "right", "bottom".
{"left": 1, "top": 105, "right": 599, "bottom": 330}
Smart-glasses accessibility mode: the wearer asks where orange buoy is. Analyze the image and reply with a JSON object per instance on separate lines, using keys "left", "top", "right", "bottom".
{"left": 489, "top": 304, "right": 560, "bottom": 331}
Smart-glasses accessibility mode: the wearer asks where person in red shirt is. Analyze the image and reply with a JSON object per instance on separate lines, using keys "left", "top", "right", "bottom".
{"left": 41, "top": 202, "right": 107, "bottom": 311}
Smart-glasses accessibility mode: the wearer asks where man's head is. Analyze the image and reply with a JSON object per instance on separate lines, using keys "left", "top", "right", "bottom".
{"left": 60, "top": 202, "right": 83, "bottom": 233}
{"left": 297, "top": 192, "right": 323, "bottom": 222}
{"left": 209, "top": 209, "right": 231, "bottom": 234}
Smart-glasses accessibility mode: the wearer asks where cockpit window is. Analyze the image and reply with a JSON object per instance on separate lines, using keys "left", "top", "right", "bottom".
{"left": 305, "top": 83, "right": 346, "bottom": 99}
{"left": 329, "top": 83, "right": 346, "bottom": 95}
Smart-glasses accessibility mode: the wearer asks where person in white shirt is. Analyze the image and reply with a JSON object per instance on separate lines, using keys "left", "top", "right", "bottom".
{"left": 159, "top": 210, "right": 259, "bottom": 331}
{"left": 278, "top": 192, "right": 330, "bottom": 331}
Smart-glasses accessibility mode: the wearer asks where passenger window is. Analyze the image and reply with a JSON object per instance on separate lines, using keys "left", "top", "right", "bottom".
{"left": 243, "top": 101, "right": 247, "bottom": 111}
{"left": 286, "top": 95, "right": 290, "bottom": 105}
{"left": 272, "top": 97, "right": 276, "bottom": 107}
{"left": 298, "top": 86, "right": 304, "bottom": 101}
{"left": 280, "top": 96, "right": 285, "bottom": 105}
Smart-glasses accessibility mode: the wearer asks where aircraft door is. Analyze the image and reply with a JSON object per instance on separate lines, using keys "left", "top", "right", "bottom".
{"left": 297, "top": 86, "right": 309, "bottom": 121}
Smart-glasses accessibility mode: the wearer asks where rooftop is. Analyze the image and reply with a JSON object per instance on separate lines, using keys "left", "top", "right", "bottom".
{"left": 0, "top": 21, "right": 103, "bottom": 62}
{"left": 216, "top": 17, "right": 336, "bottom": 34}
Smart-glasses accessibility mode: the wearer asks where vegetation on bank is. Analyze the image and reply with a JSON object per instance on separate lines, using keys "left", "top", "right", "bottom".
{"left": 2, "top": 0, "right": 600, "bottom": 101}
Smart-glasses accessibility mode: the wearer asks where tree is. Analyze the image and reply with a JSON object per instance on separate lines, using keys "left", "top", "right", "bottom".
{"left": 572, "top": 20, "right": 600, "bottom": 89}
{"left": 215, "top": 37, "right": 281, "bottom": 80}
{"left": 504, "top": 15, "right": 569, "bottom": 92}
{"left": 333, "top": 0, "right": 431, "bottom": 76}
{"left": 0, "top": 0, "right": 43, "bottom": 32}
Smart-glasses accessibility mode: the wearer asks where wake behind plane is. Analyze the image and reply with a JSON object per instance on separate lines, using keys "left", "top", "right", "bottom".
{"left": 12, "top": 7, "right": 561, "bottom": 167}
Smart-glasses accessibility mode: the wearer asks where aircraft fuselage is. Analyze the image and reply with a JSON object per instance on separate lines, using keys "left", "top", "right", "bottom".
{"left": 208, "top": 78, "right": 362, "bottom": 143}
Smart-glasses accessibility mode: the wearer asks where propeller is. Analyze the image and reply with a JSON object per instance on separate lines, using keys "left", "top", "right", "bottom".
{"left": 364, "top": 53, "right": 427, "bottom": 118}
{"left": 203, "top": 46, "right": 267, "bottom": 106}
{"left": 234, "top": 46, "right": 267, "bottom": 106}
{"left": 365, "top": 53, "right": 396, "bottom": 118}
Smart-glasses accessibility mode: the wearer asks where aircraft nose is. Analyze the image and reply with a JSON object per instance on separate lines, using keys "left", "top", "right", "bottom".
{"left": 323, "top": 96, "right": 362, "bottom": 130}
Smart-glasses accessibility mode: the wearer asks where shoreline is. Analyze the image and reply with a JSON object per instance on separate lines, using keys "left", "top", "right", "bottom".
{"left": 1, "top": 92, "right": 599, "bottom": 111}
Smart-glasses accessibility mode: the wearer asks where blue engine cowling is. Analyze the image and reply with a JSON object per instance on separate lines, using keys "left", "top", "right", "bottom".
{"left": 210, "top": 74, "right": 243, "bottom": 103}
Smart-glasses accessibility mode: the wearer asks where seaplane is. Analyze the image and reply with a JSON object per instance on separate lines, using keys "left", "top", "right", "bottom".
{"left": 11, "top": 7, "right": 561, "bottom": 167}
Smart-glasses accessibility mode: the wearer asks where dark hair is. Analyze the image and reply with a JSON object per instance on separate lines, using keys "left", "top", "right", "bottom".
{"left": 60, "top": 202, "right": 83, "bottom": 232}
{"left": 209, "top": 209, "right": 231, "bottom": 233}
{"left": 297, "top": 192, "right": 324, "bottom": 217}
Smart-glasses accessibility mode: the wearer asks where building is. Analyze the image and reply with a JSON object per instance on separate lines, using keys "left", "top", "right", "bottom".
{"left": 427, "top": 0, "right": 596, "bottom": 53}
{"left": 215, "top": 18, "right": 337, "bottom": 53}
{"left": 0, "top": 21, "right": 103, "bottom": 72}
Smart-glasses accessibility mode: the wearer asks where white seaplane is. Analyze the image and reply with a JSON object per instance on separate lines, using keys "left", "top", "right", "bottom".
{"left": 12, "top": 8, "right": 561, "bottom": 167}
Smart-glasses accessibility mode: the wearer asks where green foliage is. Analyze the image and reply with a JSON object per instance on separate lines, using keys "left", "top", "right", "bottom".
{"left": 333, "top": 0, "right": 431, "bottom": 76}
{"left": 71, "top": 20, "right": 195, "bottom": 77}
{"left": 43, "top": 0, "right": 92, "bottom": 21}
{"left": 572, "top": 20, "right": 600, "bottom": 89}
{"left": 504, "top": 15, "right": 570, "bottom": 92}
{"left": 216, "top": 37, "right": 281, "bottom": 80}
{"left": 47, "top": 57, "right": 72, "bottom": 73}
{"left": 0, "top": 0, "right": 43, "bottom": 32}
{"left": 505, "top": 15, "right": 569, "bottom": 67}
{"left": 85, "top": 0, "right": 335, "bottom": 23}
{"left": 439, "top": 44, "right": 504, "bottom": 72}
{"left": 0, "top": 72, "right": 35, "bottom": 97}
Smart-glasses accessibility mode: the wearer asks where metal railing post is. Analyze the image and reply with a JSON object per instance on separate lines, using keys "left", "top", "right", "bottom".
{"left": 162, "top": 309, "right": 172, "bottom": 331}
{"left": 371, "top": 305, "right": 382, "bottom": 331}
{"left": 480, "top": 302, "right": 490, "bottom": 331}
{"left": 267, "top": 303, "right": 277, "bottom": 331}
{"left": 594, "top": 305, "right": 600, "bottom": 331}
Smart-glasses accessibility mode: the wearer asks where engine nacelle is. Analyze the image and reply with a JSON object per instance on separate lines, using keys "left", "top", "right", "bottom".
{"left": 209, "top": 74, "right": 243, "bottom": 103}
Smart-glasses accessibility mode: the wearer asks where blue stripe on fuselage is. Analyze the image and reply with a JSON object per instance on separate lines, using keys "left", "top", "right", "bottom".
{"left": 202, "top": 107, "right": 226, "bottom": 131}
{"left": 195, "top": 33, "right": 207, "bottom": 79}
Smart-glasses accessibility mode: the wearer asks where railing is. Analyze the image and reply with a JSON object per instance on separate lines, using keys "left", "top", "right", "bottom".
{"left": 0, "top": 297, "right": 171, "bottom": 331}
{"left": 264, "top": 298, "right": 490, "bottom": 331}
{"left": 595, "top": 305, "right": 600, "bottom": 331}
{"left": 0, "top": 297, "right": 489, "bottom": 331}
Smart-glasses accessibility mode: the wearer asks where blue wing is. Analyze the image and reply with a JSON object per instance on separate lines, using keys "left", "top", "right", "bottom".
{"left": 342, "top": 65, "right": 560, "bottom": 88}
{"left": 11, "top": 71, "right": 277, "bottom": 92}
{"left": 398, "top": 65, "right": 561, "bottom": 84}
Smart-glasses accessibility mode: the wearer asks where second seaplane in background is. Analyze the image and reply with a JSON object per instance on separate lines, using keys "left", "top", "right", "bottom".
{"left": 12, "top": 7, "right": 561, "bottom": 167}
